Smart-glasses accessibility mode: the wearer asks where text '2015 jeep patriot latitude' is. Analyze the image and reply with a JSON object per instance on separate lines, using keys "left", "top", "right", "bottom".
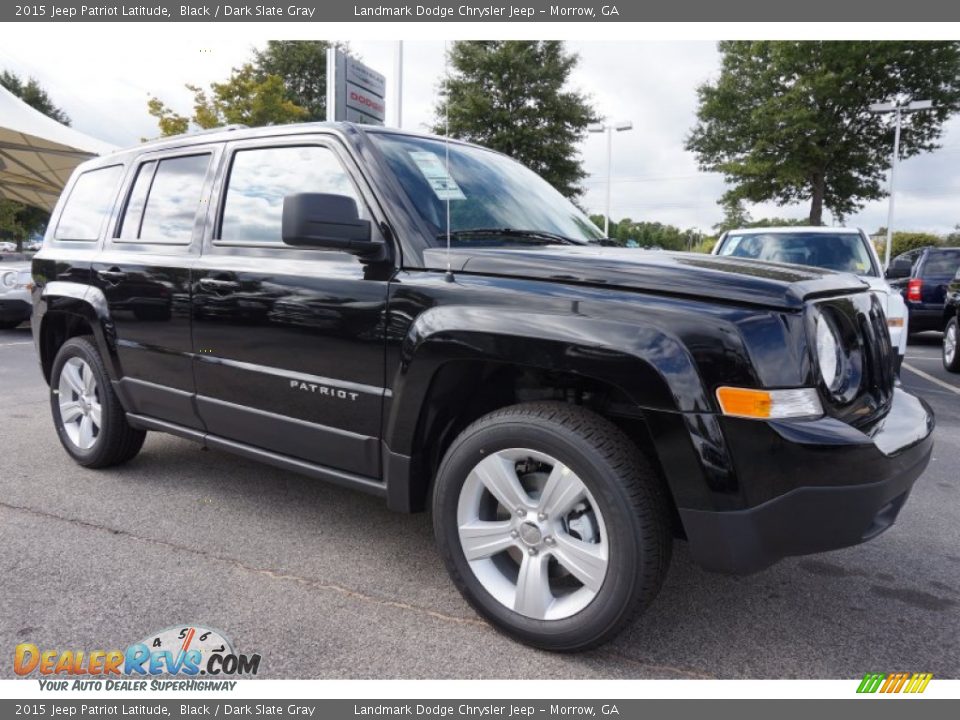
{"left": 32, "top": 123, "right": 934, "bottom": 650}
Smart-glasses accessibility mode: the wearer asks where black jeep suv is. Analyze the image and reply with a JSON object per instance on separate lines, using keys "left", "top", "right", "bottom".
{"left": 32, "top": 123, "right": 934, "bottom": 650}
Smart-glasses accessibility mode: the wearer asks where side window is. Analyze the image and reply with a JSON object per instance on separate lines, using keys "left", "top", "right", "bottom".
{"left": 54, "top": 165, "right": 124, "bottom": 241}
{"left": 219, "top": 145, "right": 364, "bottom": 244}
{"left": 118, "top": 154, "right": 211, "bottom": 244}
{"left": 118, "top": 160, "right": 156, "bottom": 240}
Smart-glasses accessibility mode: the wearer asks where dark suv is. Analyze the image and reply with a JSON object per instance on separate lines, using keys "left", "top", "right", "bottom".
{"left": 886, "top": 246, "right": 960, "bottom": 334}
{"left": 32, "top": 123, "right": 934, "bottom": 650}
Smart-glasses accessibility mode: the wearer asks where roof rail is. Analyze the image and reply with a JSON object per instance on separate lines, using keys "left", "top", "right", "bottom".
{"left": 189, "top": 124, "right": 249, "bottom": 136}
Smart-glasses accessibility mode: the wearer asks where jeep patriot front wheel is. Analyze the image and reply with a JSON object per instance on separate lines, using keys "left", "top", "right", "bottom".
{"left": 433, "top": 402, "right": 671, "bottom": 651}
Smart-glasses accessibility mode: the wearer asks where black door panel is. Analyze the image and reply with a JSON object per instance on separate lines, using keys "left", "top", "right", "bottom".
{"left": 95, "top": 147, "right": 219, "bottom": 430}
{"left": 191, "top": 253, "right": 388, "bottom": 476}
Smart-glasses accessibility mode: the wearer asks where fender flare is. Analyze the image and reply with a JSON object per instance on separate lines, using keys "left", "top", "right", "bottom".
{"left": 383, "top": 304, "right": 711, "bottom": 457}
{"left": 37, "top": 281, "right": 120, "bottom": 383}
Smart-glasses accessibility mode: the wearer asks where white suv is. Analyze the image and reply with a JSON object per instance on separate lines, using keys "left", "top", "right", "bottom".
{"left": 0, "top": 261, "right": 33, "bottom": 329}
{"left": 713, "top": 227, "right": 909, "bottom": 371}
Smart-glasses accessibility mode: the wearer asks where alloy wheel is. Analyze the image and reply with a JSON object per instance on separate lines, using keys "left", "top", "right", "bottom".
{"left": 456, "top": 448, "right": 609, "bottom": 620}
{"left": 946, "top": 323, "right": 957, "bottom": 365}
{"left": 57, "top": 357, "right": 101, "bottom": 450}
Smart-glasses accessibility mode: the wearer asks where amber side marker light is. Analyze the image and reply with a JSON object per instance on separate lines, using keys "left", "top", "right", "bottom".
{"left": 716, "top": 386, "right": 823, "bottom": 420}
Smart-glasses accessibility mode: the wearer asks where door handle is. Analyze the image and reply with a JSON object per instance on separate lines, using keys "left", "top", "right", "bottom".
{"left": 97, "top": 268, "right": 127, "bottom": 284}
{"left": 198, "top": 278, "right": 239, "bottom": 292}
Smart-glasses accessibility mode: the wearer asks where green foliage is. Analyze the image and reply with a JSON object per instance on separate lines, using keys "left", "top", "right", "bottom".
{"left": 434, "top": 41, "right": 599, "bottom": 199}
{"left": 0, "top": 70, "right": 67, "bottom": 249}
{"left": 147, "top": 40, "right": 349, "bottom": 137}
{"left": 253, "top": 41, "right": 345, "bottom": 121}
{"left": 595, "top": 216, "right": 704, "bottom": 251}
{"left": 148, "top": 64, "right": 307, "bottom": 137}
{"left": 0, "top": 70, "right": 71, "bottom": 125}
{"left": 687, "top": 41, "right": 960, "bottom": 225}
{"left": 692, "top": 237, "right": 718, "bottom": 254}
{"left": 874, "top": 231, "right": 943, "bottom": 259}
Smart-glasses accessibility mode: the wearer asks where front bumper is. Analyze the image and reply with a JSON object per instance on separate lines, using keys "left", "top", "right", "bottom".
{"left": 680, "top": 388, "right": 934, "bottom": 574}
{"left": 0, "top": 298, "right": 32, "bottom": 324}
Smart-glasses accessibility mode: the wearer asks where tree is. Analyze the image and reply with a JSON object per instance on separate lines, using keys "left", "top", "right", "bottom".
{"left": 876, "top": 231, "right": 943, "bottom": 259}
{"left": 0, "top": 70, "right": 70, "bottom": 125}
{"left": 434, "top": 41, "right": 599, "bottom": 199}
{"left": 148, "top": 64, "right": 308, "bottom": 137}
{"left": 687, "top": 41, "right": 960, "bottom": 225}
{"left": 147, "top": 41, "right": 351, "bottom": 137}
{"left": 253, "top": 40, "right": 346, "bottom": 121}
{"left": 0, "top": 71, "right": 71, "bottom": 250}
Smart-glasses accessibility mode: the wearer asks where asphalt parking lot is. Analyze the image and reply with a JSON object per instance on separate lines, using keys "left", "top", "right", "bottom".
{"left": 1, "top": 324, "right": 958, "bottom": 679}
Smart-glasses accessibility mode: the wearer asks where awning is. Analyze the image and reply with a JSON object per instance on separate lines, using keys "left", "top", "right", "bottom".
{"left": 0, "top": 83, "right": 117, "bottom": 212}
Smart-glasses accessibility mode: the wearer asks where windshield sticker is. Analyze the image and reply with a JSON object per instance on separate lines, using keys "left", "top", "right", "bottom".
{"left": 408, "top": 151, "right": 466, "bottom": 201}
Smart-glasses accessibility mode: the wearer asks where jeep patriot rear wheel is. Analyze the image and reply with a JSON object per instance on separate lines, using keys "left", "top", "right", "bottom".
{"left": 433, "top": 402, "right": 671, "bottom": 651}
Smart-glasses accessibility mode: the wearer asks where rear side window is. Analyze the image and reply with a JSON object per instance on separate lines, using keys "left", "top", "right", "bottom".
{"left": 118, "top": 154, "right": 211, "bottom": 244}
{"left": 219, "top": 145, "right": 363, "bottom": 244}
{"left": 924, "top": 250, "right": 960, "bottom": 276}
{"left": 54, "top": 165, "right": 124, "bottom": 241}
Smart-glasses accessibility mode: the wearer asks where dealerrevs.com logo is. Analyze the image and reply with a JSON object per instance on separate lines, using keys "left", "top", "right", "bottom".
{"left": 14, "top": 625, "right": 260, "bottom": 691}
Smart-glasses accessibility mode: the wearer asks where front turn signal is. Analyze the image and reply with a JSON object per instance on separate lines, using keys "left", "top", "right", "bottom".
{"left": 887, "top": 317, "right": 905, "bottom": 328}
{"left": 716, "top": 386, "right": 823, "bottom": 420}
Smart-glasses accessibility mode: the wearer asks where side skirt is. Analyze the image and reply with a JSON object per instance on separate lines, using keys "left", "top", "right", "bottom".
{"left": 125, "top": 412, "right": 387, "bottom": 499}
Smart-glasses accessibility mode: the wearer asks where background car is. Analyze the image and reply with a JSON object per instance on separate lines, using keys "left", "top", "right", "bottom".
{"left": 0, "top": 241, "right": 18, "bottom": 253}
{"left": 0, "top": 261, "right": 34, "bottom": 329}
{"left": 942, "top": 267, "right": 960, "bottom": 372}
{"left": 885, "top": 246, "right": 960, "bottom": 335}
{"left": 712, "top": 226, "right": 909, "bottom": 371}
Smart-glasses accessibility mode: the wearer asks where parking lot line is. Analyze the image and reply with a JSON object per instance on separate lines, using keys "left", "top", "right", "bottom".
{"left": 902, "top": 363, "right": 960, "bottom": 396}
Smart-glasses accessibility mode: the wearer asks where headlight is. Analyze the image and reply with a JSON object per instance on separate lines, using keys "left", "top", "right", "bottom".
{"left": 1, "top": 271, "right": 16, "bottom": 289}
{"left": 815, "top": 312, "right": 842, "bottom": 391}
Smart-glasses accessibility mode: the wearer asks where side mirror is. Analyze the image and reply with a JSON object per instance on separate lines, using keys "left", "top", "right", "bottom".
{"left": 885, "top": 260, "right": 912, "bottom": 280}
{"left": 282, "top": 193, "right": 380, "bottom": 255}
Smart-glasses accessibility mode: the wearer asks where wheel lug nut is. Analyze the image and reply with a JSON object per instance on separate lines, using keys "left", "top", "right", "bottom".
{"left": 538, "top": 512, "right": 547, "bottom": 521}
{"left": 510, "top": 530, "right": 519, "bottom": 539}
{"left": 516, "top": 508, "right": 526, "bottom": 518}
{"left": 528, "top": 547, "right": 538, "bottom": 556}
{"left": 544, "top": 536, "right": 554, "bottom": 546}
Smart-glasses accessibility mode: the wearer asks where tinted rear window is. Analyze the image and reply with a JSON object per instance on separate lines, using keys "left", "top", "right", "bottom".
{"left": 924, "top": 250, "right": 960, "bottom": 275}
{"left": 54, "top": 165, "right": 124, "bottom": 241}
{"left": 134, "top": 154, "right": 211, "bottom": 244}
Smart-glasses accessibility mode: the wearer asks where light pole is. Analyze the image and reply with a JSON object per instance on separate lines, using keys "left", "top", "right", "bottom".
{"left": 393, "top": 41, "right": 404, "bottom": 128}
{"left": 869, "top": 98, "right": 933, "bottom": 269}
{"left": 588, "top": 120, "right": 633, "bottom": 237}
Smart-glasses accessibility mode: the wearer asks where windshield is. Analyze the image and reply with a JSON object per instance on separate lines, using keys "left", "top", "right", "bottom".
{"left": 368, "top": 133, "right": 604, "bottom": 246}
{"left": 718, "top": 232, "right": 877, "bottom": 276}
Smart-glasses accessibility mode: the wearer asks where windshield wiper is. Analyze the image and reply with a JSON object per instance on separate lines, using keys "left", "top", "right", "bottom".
{"left": 437, "top": 228, "right": 584, "bottom": 245}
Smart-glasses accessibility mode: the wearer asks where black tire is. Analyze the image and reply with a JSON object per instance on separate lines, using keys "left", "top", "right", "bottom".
{"left": 50, "top": 336, "right": 146, "bottom": 468}
{"left": 944, "top": 317, "right": 960, "bottom": 373}
{"left": 433, "top": 401, "right": 671, "bottom": 651}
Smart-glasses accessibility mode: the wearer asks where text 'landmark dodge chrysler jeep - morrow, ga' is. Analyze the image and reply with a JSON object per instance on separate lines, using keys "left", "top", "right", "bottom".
{"left": 32, "top": 123, "right": 934, "bottom": 650}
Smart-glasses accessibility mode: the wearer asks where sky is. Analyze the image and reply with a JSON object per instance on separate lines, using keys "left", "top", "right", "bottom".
{"left": 2, "top": 37, "right": 959, "bottom": 235}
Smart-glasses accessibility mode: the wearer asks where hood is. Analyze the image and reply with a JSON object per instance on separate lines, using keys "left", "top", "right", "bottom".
{"left": 423, "top": 246, "right": 869, "bottom": 311}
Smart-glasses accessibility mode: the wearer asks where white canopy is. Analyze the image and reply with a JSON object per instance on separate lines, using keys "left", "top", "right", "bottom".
{"left": 0, "top": 84, "right": 117, "bottom": 212}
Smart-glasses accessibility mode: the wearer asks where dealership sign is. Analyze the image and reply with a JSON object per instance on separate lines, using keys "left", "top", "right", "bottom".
{"left": 327, "top": 49, "right": 386, "bottom": 126}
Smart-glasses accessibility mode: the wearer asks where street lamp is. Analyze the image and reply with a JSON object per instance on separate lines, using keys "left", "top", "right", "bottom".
{"left": 588, "top": 120, "right": 633, "bottom": 237}
{"left": 869, "top": 98, "right": 934, "bottom": 269}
